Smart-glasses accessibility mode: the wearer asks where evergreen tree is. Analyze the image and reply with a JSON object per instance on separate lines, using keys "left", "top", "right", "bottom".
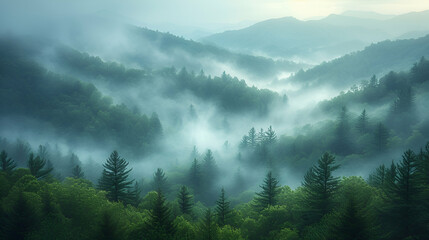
{"left": 335, "top": 195, "right": 370, "bottom": 240}
{"left": 417, "top": 142, "right": 429, "bottom": 184}
{"left": 256, "top": 128, "right": 266, "bottom": 145}
{"left": 28, "top": 153, "right": 53, "bottom": 180}
{"left": 264, "top": 126, "right": 277, "bottom": 144}
{"left": 368, "top": 164, "right": 386, "bottom": 188}
{"left": 177, "top": 185, "right": 193, "bottom": 215}
{"left": 248, "top": 127, "right": 257, "bottom": 148}
{"left": 333, "top": 106, "right": 352, "bottom": 155}
{"left": 198, "top": 209, "right": 218, "bottom": 240}
{"left": 98, "top": 150, "right": 133, "bottom": 203}
{"left": 189, "top": 158, "right": 202, "bottom": 194}
{"left": 215, "top": 188, "right": 231, "bottom": 226}
{"left": 72, "top": 165, "right": 84, "bottom": 179}
{"left": 374, "top": 122, "right": 389, "bottom": 152}
{"left": 153, "top": 168, "right": 169, "bottom": 193}
{"left": 356, "top": 109, "right": 369, "bottom": 134}
{"left": 128, "top": 181, "right": 142, "bottom": 207}
{"left": 255, "top": 171, "right": 280, "bottom": 209}
{"left": 146, "top": 189, "right": 175, "bottom": 240}
{"left": 0, "top": 150, "right": 16, "bottom": 174}
{"left": 303, "top": 152, "right": 340, "bottom": 223}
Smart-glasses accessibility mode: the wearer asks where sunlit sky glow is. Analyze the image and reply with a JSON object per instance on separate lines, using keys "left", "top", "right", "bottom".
{"left": 1, "top": 0, "right": 429, "bottom": 35}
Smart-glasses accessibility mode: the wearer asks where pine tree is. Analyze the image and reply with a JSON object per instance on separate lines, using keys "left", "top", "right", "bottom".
{"left": 189, "top": 158, "right": 202, "bottom": 194}
{"left": 72, "top": 165, "right": 84, "bottom": 179}
{"left": 335, "top": 195, "right": 370, "bottom": 240}
{"left": 215, "top": 188, "right": 231, "bottom": 226}
{"left": 198, "top": 209, "right": 218, "bottom": 240}
{"left": 146, "top": 189, "right": 176, "bottom": 240}
{"left": 0, "top": 150, "right": 16, "bottom": 174}
{"left": 28, "top": 153, "right": 53, "bottom": 180}
{"left": 374, "top": 122, "right": 389, "bottom": 152}
{"left": 257, "top": 128, "right": 266, "bottom": 145}
{"left": 264, "top": 126, "right": 277, "bottom": 144}
{"left": 255, "top": 171, "right": 281, "bottom": 209}
{"left": 177, "top": 185, "right": 193, "bottom": 215}
{"left": 368, "top": 164, "right": 386, "bottom": 188}
{"left": 98, "top": 150, "right": 133, "bottom": 203}
{"left": 303, "top": 152, "right": 340, "bottom": 223}
{"left": 153, "top": 168, "right": 169, "bottom": 193}
{"left": 333, "top": 106, "right": 352, "bottom": 155}
{"left": 128, "top": 181, "right": 142, "bottom": 207}
{"left": 356, "top": 109, "right": 369, "bottom": 134}
{"left": 248, "top": 127, "right": 257, "bottom": 148}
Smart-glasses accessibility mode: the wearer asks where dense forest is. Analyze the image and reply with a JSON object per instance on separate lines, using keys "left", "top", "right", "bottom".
{"left": 1, "top": 143, "right": 429, "bottom": 239}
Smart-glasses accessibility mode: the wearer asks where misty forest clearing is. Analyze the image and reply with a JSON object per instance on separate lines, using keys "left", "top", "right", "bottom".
{"left": 1, "top": 1, "right": 429, "bottom": 240}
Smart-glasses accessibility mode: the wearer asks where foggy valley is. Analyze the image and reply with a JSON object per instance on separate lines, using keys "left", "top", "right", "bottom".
{"left": 1, "top": 1, "right": 429, "bottom": 239}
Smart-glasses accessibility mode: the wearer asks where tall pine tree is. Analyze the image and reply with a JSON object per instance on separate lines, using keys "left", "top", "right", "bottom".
{"left": 98, "top": 150, "right": 133, "bottom": 203}
{"left": 255, "top": 171, "right": 280, "bottom": 210}
{"left": 215, "top": 188, "right": 231, "bottom": 227}
{"left": 177, "top": 185, "right": 193, "bottom": 215}
{"left": 146, "top": 189, "right": 176, "bottom": 240}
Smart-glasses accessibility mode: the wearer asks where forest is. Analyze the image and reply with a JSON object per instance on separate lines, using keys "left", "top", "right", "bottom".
{"left": 1, "top": 142, "right": 429, "bottom": 239}
{"left": 2, "top": 1, "right": 429, "bottom": 240}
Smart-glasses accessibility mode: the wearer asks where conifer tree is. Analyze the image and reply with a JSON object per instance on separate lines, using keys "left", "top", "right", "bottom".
{"left": 257, "top": 128, "right": 266, "bottom": 145}
{"left": 255, "top": 171, "right": 280, "bottom": 209}
{"left": 368, "top": 164, "right": 386, "bottom": 188}
{"left": 198, "top": 209, "right": 218, "bottom": 240}
{"left": 215, "top": 188, "right": 231, "bottom": 226}
{"left": 264, "top": 126, "right": 277, "bottom": 144}
{"left": 95, "top": 211, "right": 120, "bottom": 240}
{"left": 177, "top": 185, "right": 193, "bottom": 215}
{"left": 356, "top": 109, "right": 369, "bottom": 134}
{"left": 128, "top": 181, "right": 142, "bottom": 207}
{"left": 72, "top": 165, "right": 84, "bottom": 179}
{"left": 153, "top": 168, "right": 168, "bottom": 193}
{"left": 189, "top": 158, "right": 202, "bottom": 193}
{"left": 333, "top": 106, "right": 352, "bottom": 155}
{"left": 146, "top": 189, "right": 176, "bottom": 240}
{"left": 0, "top": 150, "right": 16, "bottom": 174}
{"left": 28, "top": 153, "right": 53, "bottom": 180}
{"left": 303, "top": 152, "right": 340, "bottom": 223}
{"left": 248, "top": 127, "right": 257, "bottom": 148}
{"left": 374, "top": 122, "right": 389, "bottom": 152}
{"left": 98, "top": 150, "right": 133, "bottom": 203}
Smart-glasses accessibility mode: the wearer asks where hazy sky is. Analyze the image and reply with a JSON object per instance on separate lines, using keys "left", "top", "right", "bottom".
{"left": 1, "top": 0, "right": 429, "bottom": 36}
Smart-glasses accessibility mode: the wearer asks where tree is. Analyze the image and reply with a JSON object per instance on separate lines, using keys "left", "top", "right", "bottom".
{"left": 189, "top": 158, "right": 202, "bottom": 194}
{"left": 72, "top": 165, "right": 84, "bottom": 179}
{"left": 128, "top": 181, "right": 142, "bottom": 207}
{"left": 145, "top": 189, "right": 176, "bottom": 240}
{"left": 153, "top": 168, "right": 168, "bottom": 193}
{"left": 333, "top": 106, "right": 352, "bottom": 155}
{"left": 374, "top": 122, "right": 389, "bottom": 152}
{"left": 28, "top": 153, "right": 53, "bottom": 180}
{"left": 257, "top": 128, "right": 266, "bottom": 145}
{"left": 215, "top": 188, "right": 231, "bottom": 227}
{"left": 368, "top": 164, "right": 386, "bottom": 188}
{"left": 255, "top": 171, "right": 281, "bottom": 209}
{"left": 248, "top": 127, "right": 257, "bottom": 148}
{"left": 356, "top": 109, "right": 369, "bottom": 134}
{"left": 335, "top": 194, "right": 370, "bottom": 240}
{"left": 264, "top": 126, "right": 277, "bottom": 144}
{"left": 0, "top": 150, "right": 16, "bottom": 174}
{"left": 198, "top": 209, "right": 218, "bottom": 240}
{"left": 303, "top": 152, "right": 340, "bottom": 223}
{"left": 98, "top": 150, "right": 133, "bottom": 203}
{"left": 177, "top": 185, "right": 193, "bottom": 215}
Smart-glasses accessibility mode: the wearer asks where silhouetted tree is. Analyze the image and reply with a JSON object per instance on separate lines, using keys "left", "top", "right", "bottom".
{"left": 356, "top": 109, "right": 369, "bottom": 134}
{"left": 264, "top": 126, "right": 277, "bottom": 144}
{"left": 333, "top": 106, "right": 353, "bottom": 155}
{"left": 368, "top": 164, "right": 386, "bottom": 188}
{"left": 72, "top": 165, "right": 84, "bottom": 179}
{"left": 0, "top": 150, "right": 16, "bottom": 174}
{"left": 153, "top": 168, "right": 168, "bottom": 193}
{"left": 28, "top": 153, "right": 53, "bottom": 180}
{"left": 255, "top": 171, "right": 280, "bottom": 209}
{"left": 177, "top": 185, "right": 193, "bottom": 215}
{"left": 98, "top": 150, "right": 133, "bottom": 203}
{"left": 128, "top": 181, "right": 142, "bottom": 207}
{"left": 189, "top": 158, "right": 202, "bottom": 194}
{"left": 374, "top": 122, "right": 389, "bottom": 152}
{"left": 215, "top": 188, "right": 231, "bottom": 227}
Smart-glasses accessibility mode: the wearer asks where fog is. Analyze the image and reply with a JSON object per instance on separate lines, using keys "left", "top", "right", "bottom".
{"left": 1, "top": 2, "right": 429, "bottom": 207}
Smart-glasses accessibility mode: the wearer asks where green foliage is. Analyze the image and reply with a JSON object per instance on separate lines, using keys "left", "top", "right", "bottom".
{"left": 255, "top": 171, "right": 281, "bottom": 210}
{"left": 145, "top": 189, "right": 176, "bottom": 240}
{"left": 27, "top": 153, "right": 53, "bottom": 180}
{"left": 72, "top": 165, "right": 84, "bottom": 179}
{"left": 178, "top": 185, "right": 194, "bottom": 215}
{"left": 98, "top": 151, "right": 134, "bottom": 203}
{"left": 215, "top": 188, "right": 232, "bottom": 226}
{"left": 303, "top": 152, "right": 340, "bottom": 224}
{"left": 198, "top": 209, "right": 219, "bottom": 240}
{"left": 0, "top": 150, "right": 16, "bottom": 174}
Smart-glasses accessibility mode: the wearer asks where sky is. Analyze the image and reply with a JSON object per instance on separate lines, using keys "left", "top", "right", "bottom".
{"left": 1, "top": 0, "right": 429, "bottom": 38}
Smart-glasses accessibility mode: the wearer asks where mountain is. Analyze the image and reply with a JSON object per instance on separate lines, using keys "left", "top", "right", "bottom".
{"left": 202, "top": 10, "right": 429, "bottom": 63}
{"left": 288, "top": 35, "right": 429, "bottom": 89}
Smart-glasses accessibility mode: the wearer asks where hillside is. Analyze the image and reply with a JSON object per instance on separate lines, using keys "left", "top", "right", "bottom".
{"left": 289, "top": 35, "right": 429, "bottom": 89}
